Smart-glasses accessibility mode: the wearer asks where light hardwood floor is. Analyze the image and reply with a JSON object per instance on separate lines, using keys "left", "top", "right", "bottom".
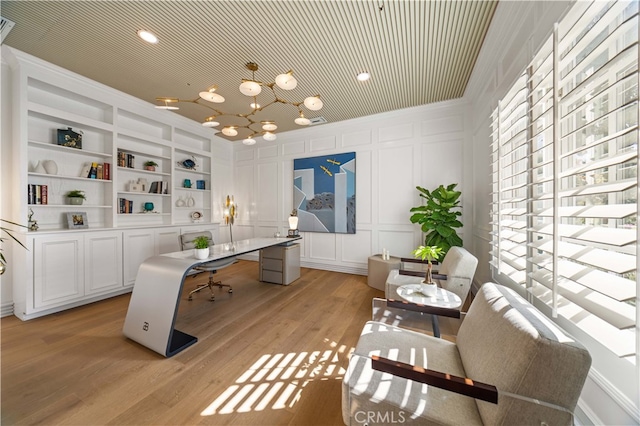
{"left": 2, "top": 261, "right": 385, "bottom": 425}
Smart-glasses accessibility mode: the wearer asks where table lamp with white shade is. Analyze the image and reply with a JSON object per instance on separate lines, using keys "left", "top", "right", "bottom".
{"left": 287, "top": 209, "right": 299, "bottom": 238}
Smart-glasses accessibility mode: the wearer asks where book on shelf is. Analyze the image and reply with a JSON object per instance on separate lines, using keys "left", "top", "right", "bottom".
{"left": 27, "top": 184, "right": 48, "bottom": 205}
{"left": 88, "top": 162, "right": 98, "bottom": 179}
{"left": 148, "top": 181, "right": 168, "bottom": 194}
{"left": 117, "top": 151, "right": 135, "bottom": 169}
{"left": 80, "top": 163, "right": 91, "bottom": 178}
{"left": 79, "top": 162, "right": 111, "bottom": 179}
{"left": 118, "top": 197, "right": 134, "bottom": 214}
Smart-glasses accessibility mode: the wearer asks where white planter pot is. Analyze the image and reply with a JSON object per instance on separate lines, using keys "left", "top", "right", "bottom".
{"left": 194, "top": 247, "right": 209, "bottom": 260}
{"left": 420, "top": 282, "right": 438, "bottom": 297}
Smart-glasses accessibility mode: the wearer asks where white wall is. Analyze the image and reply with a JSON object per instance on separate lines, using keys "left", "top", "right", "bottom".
{"left": 228, "top": 99, "right": 470, "bottom": 274}
{"left": 464, "top": 1, "right": 638, "bottom": 424}
{"left": 1, "top": 58, "right": 16, "bottom": 315}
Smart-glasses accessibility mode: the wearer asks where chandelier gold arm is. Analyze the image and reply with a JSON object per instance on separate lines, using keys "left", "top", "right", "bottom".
{"left": 155, "top": 61, "right": 322, "bottom": 142}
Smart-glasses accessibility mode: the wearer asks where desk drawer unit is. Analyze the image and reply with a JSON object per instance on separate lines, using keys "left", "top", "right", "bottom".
{"left": 259, "top": 243, "right": 300, "bottom": 285}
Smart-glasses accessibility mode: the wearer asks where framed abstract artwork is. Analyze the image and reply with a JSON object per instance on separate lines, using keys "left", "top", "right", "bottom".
{"left": 293, "top": 152, "right": 356, "bottom": 234}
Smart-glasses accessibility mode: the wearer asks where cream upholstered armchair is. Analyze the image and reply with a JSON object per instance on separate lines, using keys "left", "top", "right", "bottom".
{"left": 373, "top": 246, "right": 478, "bottom": 335}
{"left": 343, "top": 282, "right": 592, "bottom": 425}
{"left": 385, "top": 246, "right": 478, "bottom": 304}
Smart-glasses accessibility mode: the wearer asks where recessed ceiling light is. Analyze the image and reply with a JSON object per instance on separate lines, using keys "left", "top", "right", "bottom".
{"left": 137, "top": 29, "right": 158, "bottom": 44}
{"left": 357, "top": 72, "right": 371, "bottom": 81}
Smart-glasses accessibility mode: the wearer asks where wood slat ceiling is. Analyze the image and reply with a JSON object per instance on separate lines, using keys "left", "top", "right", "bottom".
{"left": 1, "top": 0, "right": 498, "bottom": 141}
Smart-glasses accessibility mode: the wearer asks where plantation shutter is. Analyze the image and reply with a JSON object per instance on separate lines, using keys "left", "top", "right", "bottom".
{"left": 491, "top": 0, "right": 638, "bottom": 363}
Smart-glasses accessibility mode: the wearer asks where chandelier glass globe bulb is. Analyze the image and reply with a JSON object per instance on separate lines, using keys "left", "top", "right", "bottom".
{"left": 199, "top": 88, "right": 225, "bottom": 103}
{"left": 243, "top": 138, "right": 257, "bottom": 145}
{"left": 295, "top": 112, "right": 311, "bottom": 126}
{"left": 304, "top": 96, "right": 323, "bottom": 111}
{"left": 202, "top": 116, "right": 220, "bottom": 127}
{"left": 155, "top": 98, "right": 179, "bottom": 110}
{"left": 275, "top": 71, "right": 297, "bottom": 90}
{"left": 239, "top": 80, "right": 262, "bottom": 96}
{"left": 222, "top": 127, "right": 238, "bottom": 137}
{"left": 262, "top": 122, "right": 277, "bottom": 131}
{"left": 263, "top": 132, "right": 277, "bottom": 141}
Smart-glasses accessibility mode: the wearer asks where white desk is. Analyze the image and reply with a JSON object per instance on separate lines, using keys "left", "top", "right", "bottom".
{"left": 123, "top": 236, "right": 301, "bottom": 357}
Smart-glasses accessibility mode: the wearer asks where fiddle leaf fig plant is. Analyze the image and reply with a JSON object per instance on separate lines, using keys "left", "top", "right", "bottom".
{"left": 410, "top": 183, "right": 463, "bottom": 255}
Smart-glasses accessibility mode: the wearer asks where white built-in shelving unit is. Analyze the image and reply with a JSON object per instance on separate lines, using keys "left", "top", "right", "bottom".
{"left": 5, "top": 46, "right": 227, "bottom": 320}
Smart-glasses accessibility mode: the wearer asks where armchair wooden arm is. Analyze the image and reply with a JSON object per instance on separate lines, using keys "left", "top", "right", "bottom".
{"left": 386, "top": 298, "right": 460, "bottom": 319}
{"left": 371, "top": 355, "right": 498, "bottom": 404}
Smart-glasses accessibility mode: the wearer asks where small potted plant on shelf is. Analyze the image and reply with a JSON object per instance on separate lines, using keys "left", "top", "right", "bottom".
{"left": 193, "top": 235, "right": 210, "bottom": 260}
{"left": 412, "top": 245, "right": 443, "bottom": 297}
{"left": 144, "top": 161, "right": 158, "bottom": 172}
{"left": 66, "top": 190, "right": 86, "bottom": 205}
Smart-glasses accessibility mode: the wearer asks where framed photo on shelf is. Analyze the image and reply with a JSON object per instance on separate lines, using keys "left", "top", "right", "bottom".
{"left": 66, "top": 212, "right": 88, "bottom": 229}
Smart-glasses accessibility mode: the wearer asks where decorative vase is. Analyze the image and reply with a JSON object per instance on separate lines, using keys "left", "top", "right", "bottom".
{"left": 33, "top": 161, "right": 46, "bottom": 174}
{"left": 42, "top": 160, "right": 58, "bottom": 175}
{"left": 420, "top": 281, "right": 438, "bottom": 297}
{"left": 194, "top": 247, "right": 209, "bottom": 260}
{"left": 69, "top": 197, "right": 83, "bottom": 205}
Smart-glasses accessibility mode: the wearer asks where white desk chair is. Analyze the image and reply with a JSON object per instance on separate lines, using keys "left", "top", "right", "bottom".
{"left": 180, "top": 231, "right": 235, "bottom": 301}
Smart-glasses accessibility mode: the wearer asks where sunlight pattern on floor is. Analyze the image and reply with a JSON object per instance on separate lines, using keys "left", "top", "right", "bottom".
{"left": 201, "top": 338, "right": 350, "bottom": 416}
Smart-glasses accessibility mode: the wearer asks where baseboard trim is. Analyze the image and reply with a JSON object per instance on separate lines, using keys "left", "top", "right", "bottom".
{"left": 1, "top": 301, "right": 13, "bottom": 317}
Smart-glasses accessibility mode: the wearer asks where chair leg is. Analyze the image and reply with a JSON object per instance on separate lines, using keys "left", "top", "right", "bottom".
{"left": 188, "top": 282, "right": 215, "bottom": 301}
{"left": 209, "top": 273, "right": 233, "bottom": 293}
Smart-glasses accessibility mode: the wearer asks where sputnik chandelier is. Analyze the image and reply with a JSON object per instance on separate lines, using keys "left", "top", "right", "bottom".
{"left": 155, "top": 62, "right": 323, "bottom": 145}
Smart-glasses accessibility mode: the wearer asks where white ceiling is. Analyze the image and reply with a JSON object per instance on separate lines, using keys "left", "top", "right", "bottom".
{"left": 1, "top": 0, "right": 498, "bottom": 141}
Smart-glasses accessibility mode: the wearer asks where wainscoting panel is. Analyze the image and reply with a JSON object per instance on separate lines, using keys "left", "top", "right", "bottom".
{"left": 356, "top": 150, "right": 373, "bottom": 225}
{"left": 379, "top": 122, "right": 414, "bottom": 143}
{"left": 257, "top": 162, "right": 279, "bottom": 222}
{"left": 378, "top": 229, "right": 415, "bottom": 259}
{"left": 308, "top": 232, "right": 337, "bottom": 261}
{"left": 420, "top": 115, "right": 463, "bottom": 137}
{"left": 378, "top": 145, "right": 414, "bottom": 225}
{"left": 257, "top": 143, "right": 278, "bottom": 159}
{"left": 342, "top": 129, "right": 372, "bottom": 147}
{"left": 310, "top": 135, "right": 336, "bottom": 152}
{"left": 342, "top": 230, "right": 371, "bottom": 264}
{"left": 419, "top": 138, "right": 463, "bottom": 192}
{"left": 235, "top": 164, "right": 256, "bottom": 223}
{"left": 282, "top": 140, "right": 306, "bottom": 156}
{"left": 235, "top": 148, "right": 255, "bottom": 162}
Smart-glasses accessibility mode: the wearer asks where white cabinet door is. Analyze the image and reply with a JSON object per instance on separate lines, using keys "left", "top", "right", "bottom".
{"left": 156, "top": 227, "right": 181, "bottom": 254}
{"left": 85, "top": 231, "right": 123, "bottom": 294}
{"left": 123, "top": 229, "right": 156, "bottom": 286}
{"left": 33, "top": 234, "right": 84, "bottom": 309}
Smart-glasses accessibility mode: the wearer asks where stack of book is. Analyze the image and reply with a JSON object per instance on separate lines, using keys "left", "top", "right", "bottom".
{"left": 117, "top": 151, "right": 135, "bottom": 168}
{"left": 80, "top": 162, "right": 110, "bottom": 179}
{"left": 118, "top": 198, "right": 134, "bottom": 214}
{"left": 27, "top": 184, "right": 48, "bottom": 204}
